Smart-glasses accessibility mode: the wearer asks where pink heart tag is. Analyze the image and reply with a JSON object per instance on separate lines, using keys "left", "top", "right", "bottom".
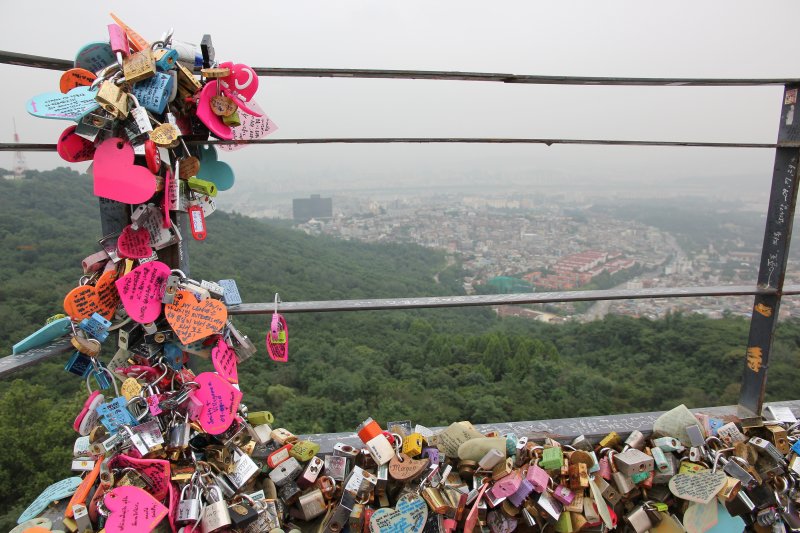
{"left": 194, "top": 371, "right": 242, "bottom": 435}
{"left": 93, "top": 137, "right": 157, "bottom": 204}
{"left": 57, "top": 125, "right": 96, "bottom": 162}
{"left": 117, "top": 224, "right": 152, "bottom": 259}
{"left": 103, "top": 485, "right": 168, "bottom": 533}
{"left": 115, "top": 261, "right": 170, "bottom": 323}
{"left": 196, "top": 82, "right": 233, "bottom": 140}
{"left": 211, "top": 337, "right": 238, "bottom": 384}
{"left": 110, "top": 454, "right": 172, "bottom": 502}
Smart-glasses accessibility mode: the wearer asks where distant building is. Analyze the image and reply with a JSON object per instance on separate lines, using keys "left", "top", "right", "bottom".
{"left": 293, "top": 194, "right": 332, "bottom": 223}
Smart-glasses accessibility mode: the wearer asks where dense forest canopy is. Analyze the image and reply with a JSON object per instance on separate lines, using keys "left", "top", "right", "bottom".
{"left": 1, "top": 169, "right": 799, "bottom": 528}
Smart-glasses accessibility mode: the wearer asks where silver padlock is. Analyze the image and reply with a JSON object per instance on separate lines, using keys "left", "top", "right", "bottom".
{"left": 249, "top": 423, "right": 273, "bottom": 445}
{"left": 200, "top": 486, "right": 232, "bottom": 533}
{"left": 269, "top": 456, "right": 302, "bottom": 487}
{"left": 121, "top": 425, "right": 150, "bottom": 456}
{"left": 177, "top": 483, "right": 202, "bottom": 524}
{"left": 624, "top": 503, "right": 654, "bottom": 533}
{"left": 613, "top": 448, "right": 654, "bottom": 476}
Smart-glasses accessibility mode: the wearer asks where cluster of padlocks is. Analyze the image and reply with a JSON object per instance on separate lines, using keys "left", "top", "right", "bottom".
{"left": 12, "top": 13, "right": 800, "bottom": 533}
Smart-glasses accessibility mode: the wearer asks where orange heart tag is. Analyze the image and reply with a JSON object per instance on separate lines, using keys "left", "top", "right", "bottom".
{"left": 63, "top": 270, "right": 119, "bottom": 320}
{"left": 164, "top": 290, "right": 227, "bottom": 344}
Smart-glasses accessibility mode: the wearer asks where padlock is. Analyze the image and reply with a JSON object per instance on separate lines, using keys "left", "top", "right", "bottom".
{"left": 289, "top": 440, "right": 320, "bottom": 462}
{"left": 552, "top": 484, "right": 575, "bottom": 505}
{"left": 593, "top": 475, "right": 621, "bottom": 505}
{"left": 613, "top": 448, "right": 654, "bottom": 476}
{"left": 540, "top": 446, "right": 564, "bottom": 470}
{"left": 686, "top": 424, "right": 706, "bottom": 447}
{"left": 177, "top": 483, "right": 202, "bottom": 524}
{"left": 65, "top": 351, "right": 93, "bottom": 377}
{"left": 652, "top": 436, "right": 684, "bottom": 452}
{"left": 609, "top": 451, "right": 636, "bottom": 495}
{"left": 478, "top": 448, "right": 505, "bottom": 471}
{"left": 227, "top": 493, "right": 260, "bottom": 529}
{"left": 623, "top": 430, "right": 646, "bottom": 450}
{"left": 624, "top": 503, "right": 654, "bottom": 533}
{"left": 132, "top": 71, "right": 174, "bottom": 114}
{"left": 123, "top": 49, "right": 156, "bottom": 83}
{"left": 200, "top": 486, "right": 232, "bottom": 533}
{"left": 121, "top": 424, "right": 150, "bottom": 456}
{"left": 526, "top": 462, "right": 551, "bottom": 493}
{"left": 95, "top": 80, "right": 129, "bottom": 118}
{"left": 568, "top": 462, "right": 589, "bottom": 490}
{"left": 296, "top": 488, "right": 328, "bottom": 521}
{"left": 153, "top": 47, "right": 180, "bottom": 71}
{"left": 226, "top": 449, "right": 259, "bottom": 489}
{"left": 298, "top": 456, "right": 325, "bottom": 489}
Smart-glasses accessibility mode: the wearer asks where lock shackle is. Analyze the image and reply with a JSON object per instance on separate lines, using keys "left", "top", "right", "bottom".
{"left": 86, "top": 365, "right": 120, "bottom": 396}
{"left": 705, "top": 435, "right": 726, "bottom": 451}
{"left": 204, "top": 484, "right": 224, "bottom": 503}
{"left": 126, "top": 394, "right": 150, "bottom": 421}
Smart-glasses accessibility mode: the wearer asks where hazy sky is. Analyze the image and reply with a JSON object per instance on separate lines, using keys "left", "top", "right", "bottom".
{"left": 1, "top": 1, "right": 797, "bottom": 197}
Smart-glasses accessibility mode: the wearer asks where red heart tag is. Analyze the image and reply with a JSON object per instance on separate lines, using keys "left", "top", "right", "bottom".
{"left": 57, "top": 125, "right": 96, "bottom": 162}
{"left": 117, "top": 224, "right": 152, "bottom": 259}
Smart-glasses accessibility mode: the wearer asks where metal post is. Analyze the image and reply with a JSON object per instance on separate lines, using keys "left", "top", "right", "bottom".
{"left": 738, "top": 84, "right": 800, "bottom": 419}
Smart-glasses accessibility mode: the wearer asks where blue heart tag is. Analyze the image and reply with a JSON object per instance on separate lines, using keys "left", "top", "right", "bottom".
{"left": 197, "top": 145, "right": 235, "bottom": 191}
{"left": 75, "top": 41, "right": 115, "bottom": 72}
{"left": 18, "top": 477, "right": 82, "bottom": 523}
{"left": 27, "top": 86, "right": 99, "bottom": 121}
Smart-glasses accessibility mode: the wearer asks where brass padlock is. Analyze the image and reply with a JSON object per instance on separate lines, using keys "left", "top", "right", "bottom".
{"left": 95, "top": 80, "right": 129, "bottom": 119}
{"left": 123, "top": 49, "right": 156, "bottom": 84}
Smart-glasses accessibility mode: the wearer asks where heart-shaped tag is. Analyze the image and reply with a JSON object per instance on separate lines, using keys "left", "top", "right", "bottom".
{"left": 218, "top": 101, "right": 279, "bottom": 153}
{"left": 17, "top": 477, "right": 82, "bottom": 524}
{"left": 74, "top": 41, "right": 116, "bottom": 72}
{"left": 266, "top": 312, "right": 288, "bottom": 362}
{"left": 117, "top": 225, "right": 152, "bottom": 259}
{"left": 110, "top": 454, "right": 172, "bottom": 502}
{"left": 196, "top": 82, "right": 234, "bottom": 140}
{"left": 211, "top": 337, "right": 238, "bottom": 384}
{"left": 63, "top": 270, "right": 120, "bottom": 320}
{"left": 27, "top": 86, "right": 98, "bottom": 121}
{"left": 197, "top": 145, "right": 235, "bottom": 191}
{"left": 103, "top": 485, "right": 168, "bottom": 533}
{"left": 369, "top": 492, "right": 428, "bottom": 533}
{"left": 219, "top": 62, "right": 260, "bottom": 104}
{"left": 194, "top": 371, "right": 243, "bottom": 435}
{"left": 389, "top": 453, "right": 430, "bottom": 482}
{"left": 93, "top": 137, "right": 157, "bottom": 204}
{"left": 165, "top": 290, "right": 227, "bottom": 344}
{"left": 57, "top": 125, "right": 96, "bottom": 162}
{"left": 683, "top": 500, "right": 719, "bottom": 533}
{"left": 73, "top": 390, "right": 105, "bottom": 436}
{"left": 115, "top": 261, "right": 170, "bottom": 324}
{"left": 60, "top": 68, "right": 96, "bottom": 94}
{"left": 668, "top": 470, "right": 727, "bottom": 504}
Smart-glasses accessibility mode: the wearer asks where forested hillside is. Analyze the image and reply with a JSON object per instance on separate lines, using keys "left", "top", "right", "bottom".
{"left": 2, "top": 169, "right": 800, "bottom": 527}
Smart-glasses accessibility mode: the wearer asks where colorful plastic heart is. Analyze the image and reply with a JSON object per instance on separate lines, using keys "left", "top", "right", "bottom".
{"left": 17, "top": 477, "right": 82, "bottom": 524}
{"left": 12, "top": 316, "right": 71, "bottom": 354}
{"left": 194, "top": 371, "right": 243, "bottom": 435}
{"left": 63, "top": 270, "right": 120, "bottom": 320}
{"left": 57, "top": 125, "right": 96, "bottom": 162}
{"left": 74, "top": 41, "right": 116, "bottom": 72}
{"left": 218, "top": 100, "right": 278, "bottom": 153}
{"left": 93, "top": 137, "right": 157, "bottom": 204}
{"left": 110, "top": 454, "right": 172, "bottom": 502}
{"left": 103, "top": 485, "right": 167, "bottom": 533}
{"left": 196, "top": 82, "right": 233, "bottom": 140}
{"left": 218, "top": 62, "right": 259, "bottom": 105}
{"left": 369, "top": 492, "right": 428, "bottom": 533}
{"left": 266, "top": 313, "right": 288, "bottom": 362}
{"left": 212, "top": 337, "right": 238, "bottom": 384}
{"left": 115, "top": 261, "right": 170, "bottom": 324}
{"left": 60, "top": 68, "right": 96, "bottom": 94}
{"left": 27, "top": 86, "right": 98, "bottom": 121}
{"left": 164, "top": 290, "right": 227, "bottom": 344}
{"left": 117, "top": 224, "right": 152, "bottom": 259}
{"left": 197, "top": 145, "right": 235, "bottom": 191}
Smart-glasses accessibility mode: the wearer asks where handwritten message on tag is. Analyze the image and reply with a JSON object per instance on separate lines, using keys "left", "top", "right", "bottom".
{"left": 27, "top": 86, "right": 98, "bottom": 121}
{"left": 74, "top": 42, "right": 115, "bottom": 72}
{"left": 115, "top": 261, "right": 170, "bottom": 323}
{"left": 57, "top": 125, "right": 96, "bottom": 162}
{"left": 211, "top": 337, "right": 238, "bottom": 383}
{"left": 117, "top": 225, "right": 152, "bottom": 259}
{"left": 194, "top": 371, "right": 242, "bottom": 434}
{"left": 219, "top": 101, "right": 278, "bottom": 152}
{"left": 60, "top": 68, "right": 96, "bottom": 93}
{"left": 103, "top": 485, "right": 168, "bottom": 533}
{"left": 132, "top": 72, "right": 173, "bottom": 114}
{"left": 434, "top": 422, "right": 485, "bottom": 457}
{"left": 110, "top": 454, "right": 171, "bottom": 501}
{"left": 63, "top": 270, "right": 119, "bottom": 320}
{"left": 165, "top": 290, "right": 227, "bottom": 344}
{"left": 17, "top": 477, "right": 82, "bottom": 524}
{"left": 388, "top": 453, "right": 429, "bottom": 482}
{"left": 370, "top": 492, "right": 427, "bottom": 533}
{"left": 668, "top": 470, "right": 726, "bottom": 504}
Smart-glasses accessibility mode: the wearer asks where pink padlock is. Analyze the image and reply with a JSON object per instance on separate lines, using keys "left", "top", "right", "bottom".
{"left": 598, "top": 456, "right": 612, "bottom": 480}
{"left": 525, "top": 463, "right": 551, "bottom": 493}
{"left": 552, "top": 484, "right": 575, "bottom": 505}
{"left": 185, "top": 392, "right": 204, "bottom": 421}
{"left": 487, "top": 471, "right": 522, "bottom": 500}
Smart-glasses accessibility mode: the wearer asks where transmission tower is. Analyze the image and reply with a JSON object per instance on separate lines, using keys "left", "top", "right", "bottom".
{"left": 12, "top": 118, "right": 26, "bottom": 178}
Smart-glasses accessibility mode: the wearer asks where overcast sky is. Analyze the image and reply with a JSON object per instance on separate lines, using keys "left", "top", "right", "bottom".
{"left": 1, "top": 1, "right": 797, "bottom": 198}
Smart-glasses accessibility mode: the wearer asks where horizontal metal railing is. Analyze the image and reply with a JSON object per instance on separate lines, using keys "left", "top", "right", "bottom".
{"left": 230, "top": 284, "right": 800, "bottom": 315}
{"left": 2, "top": 50, "right": 799, "bottom": 86}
